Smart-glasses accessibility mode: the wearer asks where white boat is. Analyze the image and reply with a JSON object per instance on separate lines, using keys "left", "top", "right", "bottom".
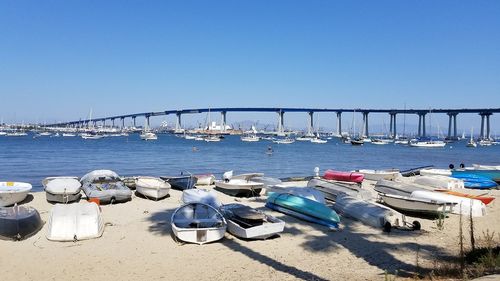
{"left": 411, "top": 190, "right": 486, "bottom": 217}
{"left": 241, "top": 135, "right": 260, "bottom": 142}
{"left": 42, "top": 177, "right": 82, "bottom": 203}
{"left": 194, "top": 174, "right": 216, "bottom": 186}
{"left": 0, "top": 182, "right": 32, "bottom": 207}
{"left": 171, "top": 202, "right": 227, "bottom": 245}
{"left": 307, "top": 178, "right": 372, "bottom": 201}
{"left": 356, "top": 169, "right": 400, "bottom": 181}
{"left": 6, "top": 132, "right": 28, "bottom": 137}
{"left": 419, "top": 168, "right": 452, "bottom": 176}
{"left": 184, "top": 135, "right": 196, "bottom": 140}
{"left": 135, "top": 177, "right": 171, "bottom": 200}
{"left": 409, "top": 140, "right": 446, "bottom": 148}
{"left": 46, "top": 202, "right": 105, "bottom": 241}
{"left": 273, "top": 137, "right": 295, "bottom": 144}
{"left": 466, "top": 128, "right": 476, "bottom": 147}
{"left": 333, "top": 193, "right": 420, "bottom": 231}
{"left": 204, "top": 135, "right": 221, "bottom": 142}
{"left": 220, "top": 203, "right": 285, "bottom": 239}
{"left": 62, "top": 133, "right": 76, "bottom": 137}
{"left": 478, "top": 139, "right": 493, "bottom": 146}
{"left": 81, "top": 133, "right": 104, "bottom": 140}
{"left": 412, "top": 175, "right": 464, "bottom": 190}
{"left": 0, "top": 131, "right": 7, "bottom": 136}
{"left": 39, "top": 132, "right": 52, "bottom": 136}
{"left": 296, "top": 136, "right": 312, "bottom": 141}
{"left": 310, "top": 137, "right": 327, "bottom": 144}
{"left": 140, "top": 131, "right": 158, "bottom": 141}
{"left": 378, "top": 193, "right": 455, "bottom": 216}
{"left": 181, "top": 189, "right": 221, "bottom": 208}
{"left": 472, "top": 164, "right": 500, "bottom": 170}
{"left": 214, "top": 171, "right": 264, "bottom": 197}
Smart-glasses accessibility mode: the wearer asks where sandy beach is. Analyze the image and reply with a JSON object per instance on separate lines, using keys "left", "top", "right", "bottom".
{"left": 1, "top": 179, "right": 499, "bottom": 281}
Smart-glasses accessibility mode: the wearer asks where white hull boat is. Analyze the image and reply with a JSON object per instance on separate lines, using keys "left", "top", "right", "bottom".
{"left": 140, "top": 132, "right": 158, "bottom": 141}
{"left": 46, "top": 202, "right": 104, "bottom": 241}
{"left": 194, "top": 174, "right": 216, "bottom": 186}
{"left": 181, "top": 189, "right": 221, "bottom": 208}
{"left": 472, "top": 164, "right": 500, "bottom": 170}
{"left": 419, "top": 168, "right": 452, "bottom": 177}
{"left": 412, "top": 175, "right": 464, "bottom": 190}
{"left": 0, "top": 182, "right": 32, "bottom": 207}
{"left": 307, "top": 178, "right": 372, "bottom": 201}
{"left": 409, "top": 141, "right": 446, "bottom": 148}
{"left": 241, "top": 135, "right": 260, "bottom": 142}
{"left": 171, "top": 202, "right": 226, "bottom": 245}
{"left": 220, "top": 203, "right": 285, "bottom": 239}
{"left": 215, "top": 179, "right": 264, "bottom": 197}
{"left": 310, "top": 138, "right": 327, "bottom": 144}
{"left": 135, "top": 177, "right": 171, "bottom": 200}
{"left": 356, "top": 169, "right": 400, "bottom": 181}
{"left": 273, "top": 138, "right": 295, "bottom": 144}
{"left": 42, "top": 177, "right": 82, "bottom": 203}
{"left": 378, "top": 193, "right": 455, "bottom": 216}
{"left": 411, "top": 190, "right": 486, "bottom": 217}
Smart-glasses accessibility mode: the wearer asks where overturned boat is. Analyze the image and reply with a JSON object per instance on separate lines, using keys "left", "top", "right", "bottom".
{"left": 171, "top": 202, "right": 227, "bottom": 245}
{"left": 214, "top": 171, "right": 264, "bottom": 197}
{"left": 0, "top": 205, "right": 43, "bottom": 241}
{"left": 42, "top": 177, "right": 82, "bottom": 203}
{"left": 160, "top": 174, "right": 197, "bottom": 190}
{"left": 220, "top": 203, "right": 285, "bottom": 240}
{"left": 323, "top": 170, "right": 364, "bottom": 183}
{"left": 355, "top": 169, "right": 400, "bottom": 181}
{"left": 412, "top": 175, "right": 464, "bottom": 190}
{"left": 46, "top": 202, "right": 104, "bottom": 241}
{"left": 307, "top": 178, "right": 372, "bottom": 201}
{"left": 135, "top": 177, "right": 171, "bottom": 200}
{"left": 0, "top": 182, "right": 32, "bottom": 207}
{"left": 80, "top": 170, "right": 132, "bottom": 204}
{"left": 194, "top": 174, "right": 216, "bottom": 186}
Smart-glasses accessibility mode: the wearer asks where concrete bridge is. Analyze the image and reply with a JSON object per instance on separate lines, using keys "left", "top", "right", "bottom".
{"left": 47, "top": 107, "right": 500, "bottom": 140}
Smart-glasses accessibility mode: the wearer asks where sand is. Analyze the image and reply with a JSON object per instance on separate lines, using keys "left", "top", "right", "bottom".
{"left": 1, "top": 179, "right": 499, "bottom": 281}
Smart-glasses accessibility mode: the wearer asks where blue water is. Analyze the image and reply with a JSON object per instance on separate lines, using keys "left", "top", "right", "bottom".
{"left": 1, "top": 134, "right": 499, "bottom": 191}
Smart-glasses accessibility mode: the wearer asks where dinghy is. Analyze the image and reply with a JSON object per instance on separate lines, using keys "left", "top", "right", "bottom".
{"left": 333, "top": 193, "right": 420, "bottom": 232}
{"left": 450, "top": 174, "right": 497, "bottom": 189}
{"left": 160, "top": 174, "right": 197, "bottom": 190}
{"left": 181, "top": 189, "right": 221, "bottom": 208}
{"left": 411, "top": 190, "right": 486, "bottom": 217}
{"left": 412, "top": 175, "right": 465, "bottom": 190}
{"left": 80, "top": 170, "right": 132, "bottom": 204}
{"left": 266, "top": 192, "right": 340, "bottom": 229}
{"left": 42, "top": 177, "right": 82, "bottom": 203}
{"left": 434, "top": 190, "right": 495, "bottom": 205}
{"left": 323, "top": 170, "right": 364, "bottom": 183}
{"left": 355, "top": 169, "right": 400, "bottom": 181}
{"left": 171, "top": 202, "right": 227, "bottom": 245}
{"left": 135, "top": 177, "right": 171, "bottom": 200}
{"left": 307, "top": 178, "right": 372, "bottom": 201}
{"left": 220, "top": 203, "right": 285, "bottom": 239}
{"left": 420, "top": 168, "right": 452, "bottom": 177}
{"left": 214, "top": 171, "right": 264, "bottom": 197}
{"left": 378, "top": 193, "right": 455, "bottom": 216}
{"left": 46, "top": 202, "right": 104, "bottom": 241}
{"left": 452, "top": 170, "right": 500, "bottom": 185}
{"left": 194, "top": 174, "right": 216, "bottom": 186}
{"left": 0, "top": 205, "right": 43, "bottom": 241}
{"left": 472, "top": 164, "right": 500, "bottom": 170}
{"left": 0, "top": 182, "right": 32, "bottom": 207}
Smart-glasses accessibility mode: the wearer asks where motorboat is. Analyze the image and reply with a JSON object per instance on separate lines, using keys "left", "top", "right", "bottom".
{"left": 355, "top": 169, "right": 400, "bottom": 181}
{"left": 135, "top": 177, "right": 171, "bottom": 200}
{"left": 333, "top": 193, "right": 420, "bottom": 232}
{"left": 42, "top": 177, "right": 82, "bottom": 203}
{"left": 241, "top": 135, "right": 260, "bottom": 142}
{"left": 81, "top": 133, "right": 104, "bottom": 140}
{"left": 409, "top": 138, "right": 446, "bottom": 148}
{"left": 378, "top": 193, "right": 455, "bottom": 216}
{"left": 0, "top": 205, "right": 43, "bottom": 241}
{"left": 46, "top": 202, "right": 104, "bottom": 241}
{"left": 6, "top": 131, "right": 28, "bottom": 137}
{"left": 194, "top": 174, "right": 216, "bottom": 186}
{"left": 273, "top": 137, "right": 295, "bottom": 144}
{"left": 478, "top": 139, "right": 493, "bottom": 146}
{"left": 80, "top": 170, "right": 132, "bottom": 204}
{"left": 323, "top": 169, "right": 364, "bottom": 183}
{"left": 310, "top": 137, "right": 327, "bottom": 144}
{"left": 220, "top": 203, "right": 285, "bottom": 239}
{"left": 204, "top": 135, "right": 221, "bottom": 142}
{"left": 296, "top": 136, "right": 313, "bottom": 141}
{"left": 171, "top": 202, "right": 227, "bottom": 245}
{"left": 0, "top": 182, "right": 32, "bottom": 207}
{"left": 350, "top": 138, "right": 364, "bottom": 146}
{"left": 62, "top": 133, "right": 76, "bottom": 137}
{"left": 140, "top": 131, "right": 158, "bottom": 141}
{"left": 214, "top": 171, "right": 264, "bottom": 197}
{"left": 412, "top": 175, "right": 464, "bottom": 190}
{"left": 266, "top": 192, "right": 340, "bottom": 229}
{"left": 184, "top": 134, "right": 197, "bottom": 140}
{"left": 160, "top": 174, "right": 197, "bottom": 190}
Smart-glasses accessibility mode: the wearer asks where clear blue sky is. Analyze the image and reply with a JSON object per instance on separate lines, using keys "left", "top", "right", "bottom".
{"left": 1, "top": 1, "right": 499, "bottom": 132}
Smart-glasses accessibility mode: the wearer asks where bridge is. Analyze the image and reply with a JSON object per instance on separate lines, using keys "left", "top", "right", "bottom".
{"left": 47, "top": 107, "right": 500, "bottom": 140}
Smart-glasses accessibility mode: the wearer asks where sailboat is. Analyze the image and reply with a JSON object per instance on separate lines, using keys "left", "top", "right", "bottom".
{"left": 466, "top": 128, "right": 477, "bottom": 148}
{"left": 140, "top": 117, "right": 158, "bottom": 141}
{"left": 350, "top": 110, "right": 364, "bottom": 145}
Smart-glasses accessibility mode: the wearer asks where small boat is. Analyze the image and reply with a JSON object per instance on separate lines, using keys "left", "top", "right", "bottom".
{"left": 204, "top": 135, "right": 221, "bottom": 142}
{"left": 214, "top": 171, "right": 264, "bottom": 197}
{"left": 140, "top": 131, "right": 158, "bottom": 141}
{"left": 466, "top": 130, "right": 477, "bottom": 147}
{"left": 62, "top": 133, "right": 76, "bottom": 137}
{"left": 307, "top": 178, "right": 372, "bottom": 201}
{"left": 472, "top": 164, "right": 500, "bottom": 170}
{"left": 434, "top": 190, "right": 495, "bottom": 205}
{"left": 135, "top": 177, "right": 171, "bottom": 200}
{"left": 296, "top": 136, "right": 312, "bottom": 141}
{"left": 350, "top": 138, "right": 364, "bottom": 146}
{"left": 0, "top": 182, "right": 32, "bottom": 207}
{"left": 220, "top": 203, "right": 285, "bottom": 239}
{"left": 194, "top": 174, "right": 216, "bottom": 186}
{"left": 6, "top": 131, "right": 28, "bottom": 137}
{"left": 323, "top": 169, "right": 364, "bottom": 183}
{"left": 184, "top": 134, "right": 197, "bottom": 140}
{"left": 450, "top": 174, "right": 497, "bottom": 189}
{"left": 241, "top": 135, "right": 260, "bottom": 142}
{"left": 0, "top": 205, "right": 43, "bottom": 241}
{"left": 310, "top": 137, "right": 327, "bottom": 144}
{"left": 273, "top": 137, "right": 295, "bottom": 144}
{"left": 409, "top": 139, "right": 446, "bottom": 148}
{"left": 400, "top": 165, "right": 435, "bottom": 177}
{"left": 80, "top": 170, "right": 132, "bottom": 204}
{"left": 378, "top": 193, "right": 455, "bottom": 216}
{"left": 478, "top": 139, "right": 493, "bottom": 146}
{"left": 333, "top": 193, "right": 420, "bottom": 232}
{"left": 455, "top": 168, "right": 500, "bottom": 183}
{"left": 171, "top": 202, "right": 227, "bottom": 245}
{"left": 181, "top": 189, "right": 221, "bottom": 208}
{"left": 42, "top": 177, "right": 82, "bottom": 203}
{"left": 355, "top": 169, "right": 400, "bottom": 181}
{"left": 412, "top": 175, "right": 464, "bottom": 190}
{"left": 266, "top": 192, "right": 340, "bottom": 229}
{"left": 371, "top": 139, "right": 390, "bottom": 145}
{"left": 81, "top": 133, "right": 104, "bottom": 139}
{"left": 419, "top": 168, "right": 452, "bottom": 177}
{"left": 160, "top": 174, "right": 197, "bottom": 190}
{"left": 46, "top": 202, "right": 104, "bottom": 241}
{"left": 410, "top": 190, "right": 486, "bottom": 217}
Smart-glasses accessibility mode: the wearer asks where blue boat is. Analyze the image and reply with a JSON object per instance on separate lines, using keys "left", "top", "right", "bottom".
{"left": 452, "top": 170, "right": 500, "bottom": 184}
{"left": 451, "top": 173, "right": 498, "bottom": 189}
{"left": 266, "top": 192, "right": 340, "bottom": 229}
{"left": 160, "top": 175, "right": 197, "bottom": 190}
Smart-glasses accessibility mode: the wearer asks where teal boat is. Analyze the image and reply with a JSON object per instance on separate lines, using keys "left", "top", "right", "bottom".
{"left": 266, "top": 192, "right": 340, "bottom": 228}
{"left": 452, "top": 170, "right": 500, "bottom": 184}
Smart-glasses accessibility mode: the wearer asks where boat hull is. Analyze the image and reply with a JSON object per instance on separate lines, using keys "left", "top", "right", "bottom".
{"left": 0, "top": 206, "right": 43, "bottom": 241}
{"left": 214, "top": 179, "right": 263, "bottom": 197}
{"left": 324, "top": 170, "right": 364, "bottom": 183}
{"left": 161, "top": 176, "right": 197, "bottom": 191}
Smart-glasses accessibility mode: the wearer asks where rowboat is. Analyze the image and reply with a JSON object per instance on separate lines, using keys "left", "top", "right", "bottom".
{"left": 355, "top": 169, "right": 400, "bottom": 181}
{"left": 46, "top": 202, "right": 104, "bottom": 241}
{"left": 434, "top": 190, "right": 495, "bottom": 205}
{"left": 160, "top": 175, "right": 197, "bottom": 190}
{"left": 42, "top": 177, "right": 82, "bottom": 203}
{"left": 307, "top": 178, "right": 372, "bottom": 201}
{"left": 412, "top": 175, "right": 464, "bottom": 190}
{"left": 450, "top": 174, "right": 498, "bottom": 189}
{"left": 378, "top": 193, "right": 455, "bottom": 216}
{"left": 0, "top": 182, "right": 32, "bottom": 207}
{"left": 135, "top": 177, "right": 171, "bottom": 200}
{"left": 323, "top": 170, "right": 364, "bottom": 183}
{"left": 0, "top": 205, "right": 43, "bottom": 241}
{"left": 194, "top": 174, "right": 216, "bottom": 186}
